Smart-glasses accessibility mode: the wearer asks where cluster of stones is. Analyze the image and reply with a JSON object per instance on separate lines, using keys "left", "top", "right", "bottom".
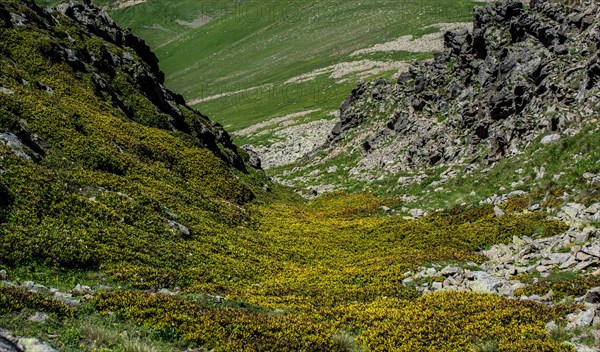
{"left": 404, "top": 201, "right": 599, "bottom": 293}
{"left": 401, "top": 199, "right": 600, "bottom": 351}
{"left": 0, "top": 270, "right": 94, "bottom": 308}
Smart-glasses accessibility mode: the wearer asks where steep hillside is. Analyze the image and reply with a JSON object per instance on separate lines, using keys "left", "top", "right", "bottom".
{"left": 0, "top": 0, "right": 272, "bottom": 296}
{"left": 37, "top": 0, "right": 248, "bottom": 49}
{"left": 1, "top": 1, "right": 599, "bottom": 352}
{"left": 0, "top": 0, "right": 270, "bottom": 257}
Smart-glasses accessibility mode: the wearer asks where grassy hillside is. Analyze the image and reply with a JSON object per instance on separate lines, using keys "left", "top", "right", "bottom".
{"left": 52, "top": 0, "right": 477, "bottom": 135}
{"left": 0, "top": 0, "right": 273, "bottom": 278}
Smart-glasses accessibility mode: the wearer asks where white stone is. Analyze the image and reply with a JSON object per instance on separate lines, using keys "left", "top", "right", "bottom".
{"left": 425, "top": 267, "right": 437, "bottom": 276}
{"left": 28, "top": 312, "right": 49, "bottom": 323}
{"left": 0, "top": 87, "right": 14, "bottom": 95}
{"left": 545, "top": 320, "right": 558, "bottom": 332}
{"left": 18, "top": 338, "right": 58, "bottom": 352}
{"left": 440, "top": 266, "right": 463, "bottom": 276}
{"left": 468, "top": 272, "right": 503, "bottom": 293}
{"left": 541, "top": 134, "right": 560, "bottom": 145}
{"left": 567, "top": 308, "right": 596, "bottom": 328}
{"left": 73, "top": 284, "right": 92, "bottom": 295}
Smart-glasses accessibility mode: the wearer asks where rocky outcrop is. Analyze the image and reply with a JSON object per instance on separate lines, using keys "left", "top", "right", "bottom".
{"left": 0, "top": 328, "right": 57, "bottom": 352}
{"left": 323, "top": 0, "right": 599, "bottom": 174}
{"left": 56, "top": 1, "right": 163, "bottom": 83}
{"left": 0, "top": 126, "right": 49, "bottom": 163}
{"left": 0, "top": 0, "right": 255, "bottom": 172}
{"left": 326, "top": 81, "right": 369, "bottom": 145}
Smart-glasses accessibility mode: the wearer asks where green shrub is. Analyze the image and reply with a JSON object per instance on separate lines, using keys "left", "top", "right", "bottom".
{"left": 0, "top": 286, "right": 73, "bottom": 316}
{"left": 514, "top": 277, "right": 600, "bottom": 301}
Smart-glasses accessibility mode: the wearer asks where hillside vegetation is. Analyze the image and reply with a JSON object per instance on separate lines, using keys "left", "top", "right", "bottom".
{"left": 0, "top": 1, "right": 598, "bottom": 352}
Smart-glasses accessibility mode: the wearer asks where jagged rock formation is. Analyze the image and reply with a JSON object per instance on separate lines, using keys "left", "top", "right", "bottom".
{"left": 324, "top": 0, "right": 599, "bottom": 176}
{"left": 0, "top": 0, "right": 252, "bottom": 172}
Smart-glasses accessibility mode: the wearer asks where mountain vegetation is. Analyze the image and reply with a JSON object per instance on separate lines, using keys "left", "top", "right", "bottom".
{"left": 0, "top": 0, "right": 598, "bottom": 351}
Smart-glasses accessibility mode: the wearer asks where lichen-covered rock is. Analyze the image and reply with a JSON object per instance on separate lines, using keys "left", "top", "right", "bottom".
{"left": 0, "top": 329, "right": 22, "bottom": 352}
{"left": 18, "top": 338, "right": 57, "bottom": 352}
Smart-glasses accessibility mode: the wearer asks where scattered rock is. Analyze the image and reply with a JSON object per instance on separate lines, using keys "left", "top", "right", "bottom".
{"left": 567, "top": 308, "right": 596, "bottom": 329}
{"left": 53, "top": 291, "right": 79, "bottom": 306}
{"left": 584, "top": 287, "right": 600, "bottom": 304}
{"left": 425, "top": 267, "right": 437, "bottom": 276}
{"left": 0, "top": 133, "right": 34, "bottom": 161}
{"left": 157, "top": 288, "right": 176, "bottom": 296}
{"left": 541, "top": 134, "right": 561, "bottom": 145}
{"left": 72, "top": 284, "right": 92, "bottom": 295}
{"left": 545, "top": 320, "right": 558, "bottom": 333}
{"left": 494, "top": 205, "right": 506, "bottom": 217}
{"left": 167, "top": 220, "right": 191, "bottom": 239}
{"left": 582, "top": 245, "right": 600, "bottom": 258}
{"left": 468, "top": 272, "right": 504, "bottom": 293}
{"left": 28, "top": 312, "right": 49, "bottom": 323}
{"left": 440, "top": 266, "right": 463, "bottom": 276}
{"left": 0, "top": 87, "right": 14, "bottom": 95}
{"left": 409, "top": 208, "right": 426, "bottom": 218}
{"left": 566, "top": 342, "right": 597, "bottom": 352}
{"left": 575, "top": 250, "right": 593, "bottom": 262}
{"left": 573, "top": 260, "right": 596, "bottom": 272}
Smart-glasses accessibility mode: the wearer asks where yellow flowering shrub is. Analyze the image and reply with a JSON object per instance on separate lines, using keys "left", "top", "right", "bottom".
{"left": 0, "top": 286, "right": 73, "bottom": 317}
{"left": 94, "top": 290, "right": 575, "bottom": 351}
{"left": 514, "top": 277, "right": 600, "bottom": 301}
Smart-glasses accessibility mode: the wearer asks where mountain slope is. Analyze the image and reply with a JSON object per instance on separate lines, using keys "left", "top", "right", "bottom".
{"left": 68, "top": 0, "right": 478, "bottom": 145}
{"left": 325, "top": 0, "right": 599, "bottom": 169}
{"left": 0, "top": 1, "right": 598, "bottom": 352}
{"left": 0, "top": 0, "right": 267, "bottom": 280}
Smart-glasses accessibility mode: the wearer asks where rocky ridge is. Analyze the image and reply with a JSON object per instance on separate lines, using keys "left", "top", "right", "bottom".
{"left": 311, "top": 0, "right": 599, "bottom": 183}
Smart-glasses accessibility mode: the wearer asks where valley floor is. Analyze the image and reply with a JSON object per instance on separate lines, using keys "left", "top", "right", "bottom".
{"left": 2, "top": 190, "right": 600, "bottom": 351}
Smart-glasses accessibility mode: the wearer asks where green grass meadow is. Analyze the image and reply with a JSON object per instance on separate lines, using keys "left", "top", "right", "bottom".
{"left": 75, "top": 0, "right": 477, "bottom": 133}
